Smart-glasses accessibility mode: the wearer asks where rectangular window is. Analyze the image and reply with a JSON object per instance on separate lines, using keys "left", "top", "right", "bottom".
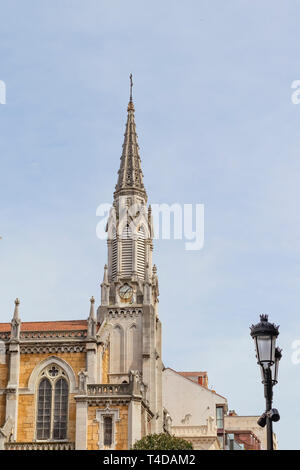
{"left": 216, "top": 406, "right": 224, "bottom": 429}
{"left": 103, "top": 416, "right": 113, "bottom": 447}
{"left": 36, "top": 379, "right": 52, "bottom": 440}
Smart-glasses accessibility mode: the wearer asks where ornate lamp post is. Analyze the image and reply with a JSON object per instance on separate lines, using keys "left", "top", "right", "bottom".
{"left": 250, "top": 315, "right": 282, "bottom": 450}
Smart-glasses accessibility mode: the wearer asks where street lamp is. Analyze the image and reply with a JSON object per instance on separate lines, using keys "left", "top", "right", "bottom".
{"left": 250, "top": 314, "right": 281, "bottom": 451}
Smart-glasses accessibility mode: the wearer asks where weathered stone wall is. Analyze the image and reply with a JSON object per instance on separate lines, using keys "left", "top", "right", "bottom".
{"left": 19, "top": 352, "right": 86, "bottom": 388}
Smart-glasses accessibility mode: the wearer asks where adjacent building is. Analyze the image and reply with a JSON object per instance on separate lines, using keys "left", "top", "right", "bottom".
{"left": 163, "top": 368, "right": 227, "bottom": 450}
{"left": 225, "top": 411, "right": 278, "bottom": 450}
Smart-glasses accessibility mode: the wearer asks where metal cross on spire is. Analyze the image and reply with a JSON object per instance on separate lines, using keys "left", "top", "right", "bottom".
{"left": 129, "top": 73, "right": 133, "bottom": 102}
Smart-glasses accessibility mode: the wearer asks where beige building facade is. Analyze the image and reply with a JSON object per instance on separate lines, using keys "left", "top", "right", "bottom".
{"left": 163, "top": 368, "right": 227, "bottom": 450}
{"left": 225, "top": 414, "right": 278, "bottom": 450}
{"left": 0, "top": 83, "right": 275, "bottom": 451}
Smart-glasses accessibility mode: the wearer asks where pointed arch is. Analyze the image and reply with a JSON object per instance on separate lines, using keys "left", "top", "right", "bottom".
{"left": 35, "top": 366, "right": 70, "bottom": 441}
{"left": 137, "top": 220, "right": 150, "bottom": 239}
{"left": 27, "top": 356, "right": 77, "bottom": 393}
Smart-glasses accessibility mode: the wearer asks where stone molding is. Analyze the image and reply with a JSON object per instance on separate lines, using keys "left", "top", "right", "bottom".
{"left": 88, "top": 398, "right": 131, "bottom": 407}
{"left": 108, "top": 308, "right": 142, "bottom": 319}
{"left": 26, "top": 355, "right": 78, "bottom": 394}
{"left": 171, "top": 418, "right": 218, "bottom": 438}
{"left": 0, "top": 330, "right": 87, "bottom": 342}
{"left": 20, "top": 344, "right": 86, "bottom": 354}
{"left": 5, "top": 442, "right": 75, "bottom": 450}
{"left": 21, "top": 330, "right": 87, "bottom": 339}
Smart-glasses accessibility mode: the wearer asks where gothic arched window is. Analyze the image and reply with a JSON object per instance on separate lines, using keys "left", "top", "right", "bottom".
{"left": 36, "top": 365, "right": 69, "bottom": 441}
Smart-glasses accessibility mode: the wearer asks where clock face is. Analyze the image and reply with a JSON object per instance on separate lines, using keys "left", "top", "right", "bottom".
{"left": 119, "top": 284, "right": 133, "bottom": 300}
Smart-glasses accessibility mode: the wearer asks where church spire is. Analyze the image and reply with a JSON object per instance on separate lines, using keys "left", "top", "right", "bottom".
{"left": 114, "top": 75, "right": 147, "bottom": 202}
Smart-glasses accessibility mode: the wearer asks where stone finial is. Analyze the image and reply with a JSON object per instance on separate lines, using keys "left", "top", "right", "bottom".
{"left": 11, "top": 298, "right": 21, "bottom": 341}
{"left": 152, "top": 265, "right": 159, "bottom": 300}
{"left": 114, "top": 76, "right": 147, "bottom": 202}
{"left": 13, "top": 298, "right": 20, "bottom": 319}
{"left": 87, "top": 297, "right": 96, "bottom": 339}
{"left": 78, "top": 370, "right": 88, "bottom": 394}
{"left": 101, "top": 265, "right": 110, "bottom": 307}
{"left": 89, "top": 297, "right": 95, "bottom": 319}
{"left": 103, "top": 264, "right": 108, "bottom": 284}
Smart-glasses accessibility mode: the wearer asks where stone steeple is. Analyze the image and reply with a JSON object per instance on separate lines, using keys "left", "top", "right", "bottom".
{"left": 98, "top": 78, "right": 163, "bottom": 434}
{"left": 114, "top": 74, "right": 147, "bottom": 202}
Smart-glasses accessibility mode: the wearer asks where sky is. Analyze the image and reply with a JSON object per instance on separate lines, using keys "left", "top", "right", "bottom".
{"left": 1, "top": 0, "right": 300, "bottom": 449}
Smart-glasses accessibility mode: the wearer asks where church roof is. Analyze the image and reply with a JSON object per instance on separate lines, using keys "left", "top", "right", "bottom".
{"left": 0, "top": 320, "right": 87, "bottom": 332}
{"left": 114, "top": 74, "right": 147, "bottom": 201}
{"left": 178, "top": 371, "right": 207, "bottom": 377}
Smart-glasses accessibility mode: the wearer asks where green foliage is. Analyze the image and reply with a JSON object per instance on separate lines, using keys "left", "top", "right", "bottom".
{"left": 132, "top": 433, "right": 193, "bottom": 450}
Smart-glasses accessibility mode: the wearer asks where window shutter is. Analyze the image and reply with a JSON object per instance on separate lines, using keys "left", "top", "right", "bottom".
{"left": 137, "top": 226, "right": 146, "bottom": 279}
{"left": 121, "top": 225, "right": 132, "bottom": 277}
{"left": 111, "top": 228, "right": 117, "bottom": 280}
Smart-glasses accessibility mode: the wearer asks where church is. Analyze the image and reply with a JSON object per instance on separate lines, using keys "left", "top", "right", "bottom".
{"left": 0, "top": 81, "right": 267, "bottom": 451}
{"left": 0, "top": 82, "right": 163, "bottom": 451}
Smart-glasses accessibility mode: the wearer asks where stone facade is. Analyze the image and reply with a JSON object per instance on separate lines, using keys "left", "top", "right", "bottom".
{"left": 0, "top": 89, "right": 163, "bottom": 451}
{"left": 0, "top": 83, "right": 272, "bottom": 451}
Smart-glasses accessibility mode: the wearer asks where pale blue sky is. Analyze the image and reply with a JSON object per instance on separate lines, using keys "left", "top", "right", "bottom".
{"left": 1, "top": 0, "right": 300, "bottom": 449}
